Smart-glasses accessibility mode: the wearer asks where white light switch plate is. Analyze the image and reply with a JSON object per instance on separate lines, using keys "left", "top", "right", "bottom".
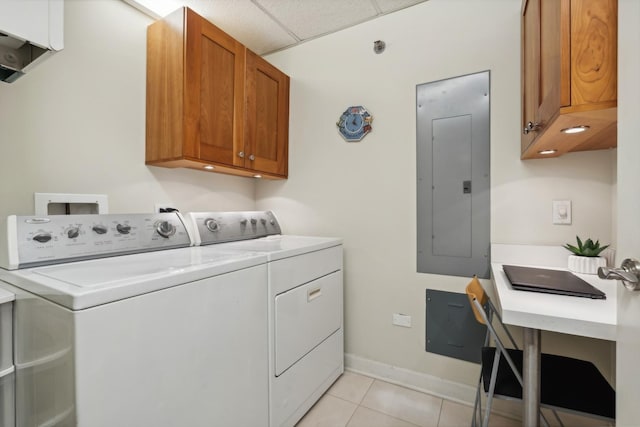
{"left": 552, "top": 200, "right": 572, "bottom": 225}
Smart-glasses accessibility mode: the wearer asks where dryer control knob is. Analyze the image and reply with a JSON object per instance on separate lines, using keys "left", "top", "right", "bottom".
{"left": 156, "top": 221, "right": 176, "bottom": 238}
{"left": 250, "top": 218, "right": 257, "bottom": 225}
{"left": 204, "top": 218, "right": 219, "bottom": 232}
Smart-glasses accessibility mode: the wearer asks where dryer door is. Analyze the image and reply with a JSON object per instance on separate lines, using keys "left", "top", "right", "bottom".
{"left": 274, "top": 271, "right": 342, "bottom": 376}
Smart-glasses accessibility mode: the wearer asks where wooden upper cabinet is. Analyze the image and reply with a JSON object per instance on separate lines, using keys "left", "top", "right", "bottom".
{"left": 146, "top": 7, "right": 289, "bottom": 179}
{"left": 520, "top": 0, "right": 617, "bottom": 159}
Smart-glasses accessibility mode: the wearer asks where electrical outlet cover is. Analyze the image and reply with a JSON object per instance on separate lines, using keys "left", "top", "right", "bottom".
{"left": 392, "top": 313, "right": 412, "bottom": 327}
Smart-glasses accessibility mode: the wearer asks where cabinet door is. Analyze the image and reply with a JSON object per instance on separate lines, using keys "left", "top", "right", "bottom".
{"left": 521, "top": 0, "right": 541, "bottom": 153}
{"left": 184, "top": 8, "right": 245, "bottom": 167}
{"left": 245, "top": 50, "right": 289, "bottom": 177}
{"left": 521, "top": 0, "right": 567, "bottom": 153}
{"left": 537, "top": 0, "right": 569, "bottom": 124}
{"left": 569, "top": 0, "right": 617, "bottom": 108}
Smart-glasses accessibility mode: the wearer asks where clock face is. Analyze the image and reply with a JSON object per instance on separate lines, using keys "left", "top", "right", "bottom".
{"left": 344, "top": 113, "right": 364, "bottom": 134}
{"left": 337, "top": 106, "right": 372, "bottom": 142}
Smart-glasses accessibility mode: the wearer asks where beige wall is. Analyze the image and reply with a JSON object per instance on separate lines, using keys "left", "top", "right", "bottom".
{"left": 258, "top": 0, "right": 615, "bottom": 391}
{"left": 0, "top": 0, "right": 256, "bottom": 218}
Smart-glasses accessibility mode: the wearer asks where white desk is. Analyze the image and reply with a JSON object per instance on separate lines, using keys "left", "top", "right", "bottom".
{"left": 490, "top": 244, "right": 617, "bottom": 427}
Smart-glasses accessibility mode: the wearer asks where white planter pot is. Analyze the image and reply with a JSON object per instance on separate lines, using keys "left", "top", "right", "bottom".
{"left": 568, "top": 255, "right": 607, "bottom": 275}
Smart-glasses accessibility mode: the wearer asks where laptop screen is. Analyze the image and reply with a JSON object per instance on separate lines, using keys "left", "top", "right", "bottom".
{"left": 502, "top": 265, "right": 606, "bottom": 299}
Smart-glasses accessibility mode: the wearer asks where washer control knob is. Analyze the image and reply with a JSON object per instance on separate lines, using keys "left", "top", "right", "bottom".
{"left": 250, "top": 218, "right": 257, "bottom": 225}
{"left": 116, "top": 224, "right": 131, "bottom": 234}
{"left": 240, "top": 219, "right": 248, "bottom": 226}
{"left": 204, "top": 218, "right": 219, "bottom": 232}
{"left": 260, "top": 218, "right": 267, "bottom": 225}
{"left": 156, "top": 221, "right": 176, "bottom": 238}
{"left": 92, "top": 225, "right": 108, "bottom": 235}
{"left": 33, "top": 233, "right": 52, "bottom": 243}
{"left": 67, "top": 227, "right": 80, "bottom": 239}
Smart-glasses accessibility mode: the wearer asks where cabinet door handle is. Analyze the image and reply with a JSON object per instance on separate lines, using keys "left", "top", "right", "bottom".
{"left": 249, "top": 154, "right": 255, "bottom": 161}
{"left": 238, "top": 151, "right": 245, "bottom": 158}
{"left": 523, "top": 121, "right": 540, "bottom": 135}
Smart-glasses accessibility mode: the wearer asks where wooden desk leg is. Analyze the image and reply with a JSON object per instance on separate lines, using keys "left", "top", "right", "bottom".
{"left": 523, "top": 328, "right": 541, "bottom": 427}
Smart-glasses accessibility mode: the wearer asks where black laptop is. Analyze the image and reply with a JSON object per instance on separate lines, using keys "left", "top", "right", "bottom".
{"left": 502, "top": 264, "right": 606, "bottom": 299}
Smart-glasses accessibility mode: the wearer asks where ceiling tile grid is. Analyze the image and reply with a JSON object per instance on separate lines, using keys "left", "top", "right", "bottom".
{"left": 182, "top": 0, "right": 298, "bottom": 54}
{"left": 126, "top": 0, "right": 428, "bottom": 55}
{"left": 254, "top": 0, "right": 380, "bottom": 41}
{"left": 375, "top": 0, "right": 426, "bottom": 13}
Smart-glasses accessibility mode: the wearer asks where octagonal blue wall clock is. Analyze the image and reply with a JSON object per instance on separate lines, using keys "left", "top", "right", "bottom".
{"left": 336, "top": 106, "right": 373, "bottom": 142}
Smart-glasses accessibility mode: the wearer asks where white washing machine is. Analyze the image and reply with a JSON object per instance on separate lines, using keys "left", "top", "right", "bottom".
{"left": 0, "top": 288, "right": 15, "bottom": 427}
{"left": 186, "top": 211, "right": 344, "bottom": 427}
{"left": 0, "top": 213, "right": 270, "bottom": 427}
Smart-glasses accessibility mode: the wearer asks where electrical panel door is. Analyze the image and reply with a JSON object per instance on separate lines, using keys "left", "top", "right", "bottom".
{"left": 417, "top": 71, "right": 490, "bottom": 278}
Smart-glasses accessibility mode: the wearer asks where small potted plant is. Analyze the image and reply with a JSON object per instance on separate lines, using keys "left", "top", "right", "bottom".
{"left": 564, "top": 236, "right": 610, "bottom": 274}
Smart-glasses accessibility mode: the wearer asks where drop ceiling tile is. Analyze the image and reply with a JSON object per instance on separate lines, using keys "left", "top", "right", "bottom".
{"left": 181, "top": 0, "right": 297, "bottom": 54}
{"left": 374, "top": 0, "right": 428, "bottom": 13}
{"left": 255, "top": 0, "right": 379, "bottom": 41}
{"left": 131, "top": 0, "right": 430, "bottom": 55}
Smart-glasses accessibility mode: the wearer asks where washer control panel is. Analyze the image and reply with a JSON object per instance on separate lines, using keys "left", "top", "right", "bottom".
{"left": 186, "top": 211, "right": 281, "bottom": 245}
{"left": 4, "top": 213, "right": 192, "bottom": 269}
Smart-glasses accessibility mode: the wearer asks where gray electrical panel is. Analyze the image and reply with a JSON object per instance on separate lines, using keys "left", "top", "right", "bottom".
{"left": 416, "top": 71, "right": 490, "bottom": 278}
{"left": 425, "top": 289, "right": 487, "bottom": 363}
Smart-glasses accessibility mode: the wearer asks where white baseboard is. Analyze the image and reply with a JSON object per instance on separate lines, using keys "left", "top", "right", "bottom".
{"left": 344, "top": 353, "right": 476, "bottom": 405}
{"left": 344, "top": 353, "right": 522, "bottom": 419}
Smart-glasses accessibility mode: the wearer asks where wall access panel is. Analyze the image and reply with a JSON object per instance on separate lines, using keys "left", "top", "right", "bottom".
{"left": 425, "top": 289, "right": 487, "bottom": 363}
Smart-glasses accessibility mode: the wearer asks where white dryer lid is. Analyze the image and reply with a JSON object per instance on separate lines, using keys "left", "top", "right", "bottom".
{"left": 218, "top": 235, "right": 342, "bottom": 261}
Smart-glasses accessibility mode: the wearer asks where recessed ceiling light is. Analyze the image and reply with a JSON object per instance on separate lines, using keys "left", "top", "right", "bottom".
{"left": 561, "top": 125, "right": 590, "bottom": 134}
{"left": 203, "top": 165, "right": 214, "bottom": 170}
{"left": 538, "top": 149, "right": 557, "bottom": 155}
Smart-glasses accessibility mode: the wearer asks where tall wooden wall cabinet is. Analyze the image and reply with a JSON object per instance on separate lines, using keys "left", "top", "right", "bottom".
{"left": 521, "top": 0, "right": 617, "bottom": 159}
{"left": 146, "top": 7, "right": 290, "bottom": 179}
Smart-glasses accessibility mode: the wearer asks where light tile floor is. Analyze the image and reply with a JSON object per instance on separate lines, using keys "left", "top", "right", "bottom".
{"left": 296, "top": 371, "right": 613, "bottom": 427}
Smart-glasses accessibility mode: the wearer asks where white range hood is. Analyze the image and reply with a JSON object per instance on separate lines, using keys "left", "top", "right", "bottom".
{"left": 0, "top": 0, "right": 64, "bottom": 83}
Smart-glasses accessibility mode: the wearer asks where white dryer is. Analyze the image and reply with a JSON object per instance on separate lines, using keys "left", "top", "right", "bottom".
{"left": 186, "top": 211, "right": 344, "bottom": 427}
{"left": 0, "top": 213, "right": 270, "bottom": 427}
